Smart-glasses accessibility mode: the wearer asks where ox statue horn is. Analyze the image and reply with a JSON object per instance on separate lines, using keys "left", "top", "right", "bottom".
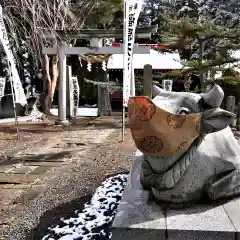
{"left": 152, "top": 84, "right": 166, "bottom": 97}
{"left": 201, "top": 84, "right": 224, "bottom": 108}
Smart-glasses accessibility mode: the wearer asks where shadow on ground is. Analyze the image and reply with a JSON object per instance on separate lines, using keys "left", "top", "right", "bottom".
{"left": 0, "top": 150, "right": 75, "bottom": 166}
{"left": 25, "top": 171, "right": 129, "bottom": 240}
{"left": 0, "top": 116, "right": 126, "bottom": 134}
{"left": 26, "top": 194, "right": 92, "bottom": 240}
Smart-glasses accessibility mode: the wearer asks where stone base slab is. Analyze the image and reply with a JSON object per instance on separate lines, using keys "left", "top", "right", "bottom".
{"left": 112, "top": 151, "right": 240, "bottom": 240}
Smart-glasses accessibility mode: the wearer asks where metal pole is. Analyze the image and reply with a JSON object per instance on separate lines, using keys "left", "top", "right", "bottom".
{"left": 122, "top": 104, "right": 125, "bottom": 141}
{"left": 237, "top": 102, "right": 240, "bottom": 130}
{"left": 131, "top": 60, "right": 135, "bottom": 96}
{"left": 122, "top": 0, "right": 128, "bottom": 142}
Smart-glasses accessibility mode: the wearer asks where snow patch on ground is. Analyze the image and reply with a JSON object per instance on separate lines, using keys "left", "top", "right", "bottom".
{"left": 42, "top": 173, "right": 128, "bottom": 240}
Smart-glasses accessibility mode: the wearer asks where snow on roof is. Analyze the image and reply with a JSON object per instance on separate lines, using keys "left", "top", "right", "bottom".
{"left": 232, "top": 50, "right": 240, "bottom": 59}
{"left": 227, "top": 50, "right": 240, "bottom": 73}
{"left": 107, "top": 49, "right": 185, "bottom": 70}
{"left": 215, "top": 50, "right": 240, "bottom": 78}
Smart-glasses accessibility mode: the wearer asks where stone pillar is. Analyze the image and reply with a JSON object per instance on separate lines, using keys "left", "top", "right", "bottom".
{"left": 226, "top": 95, "right": 236, "bottom": 127}
{"left": 90, "top": 38, "right": 111, "bottom": 116}
{"left": 57, "top": 42, "right": 69, "bottom": 126}
{"left": 237, "top": 102, "right": 240, "bottom": 130}
{"left": 143, "top": 64, "right": 152, "bottom": 98}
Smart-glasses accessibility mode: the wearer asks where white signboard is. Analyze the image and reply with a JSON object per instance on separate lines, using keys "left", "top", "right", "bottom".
{"left": 72, "top": 77, "right": 79, "bottom": 117}
{"left": 163, "top": 79, "right": 173, "bottom": 92}
{"left": 0, "top": 77, "right": 5, "bottom": 100}
{"left": 123, "top": 0, "right": 143, "bottom": 106}
{"left": 0, "top": 6, "right": 26, "bottom": 106}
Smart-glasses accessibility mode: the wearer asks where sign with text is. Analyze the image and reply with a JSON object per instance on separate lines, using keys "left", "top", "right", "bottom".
{"left": 0, "top": 6, "right": 26, "bottom": 106}
{"left": 72, "top": 77, "right": 80, "bottom": 117}
{"left": 123, "top": 0, "right": 143, "bottom": 107}
{"left": 68, "top": 76, "right": 79, "bottom": 117}
{"left": 0, "top": 77, "right": 5, "bottom": 101}
{"left": 163, "top": 79, "right": 173, "bottom": 92}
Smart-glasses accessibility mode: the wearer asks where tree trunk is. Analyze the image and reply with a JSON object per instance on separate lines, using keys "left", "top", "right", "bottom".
{"left": 40, "top": 54, "right": 52, "bottom": 113}
{"left": 98, "top": 68, "right": 112, "bottom": 116}
{"left": 39, "top": 53, "right": 60, "bottom": 114}
{"left": 50, "top": 55, "right": 59, "bottom": 101}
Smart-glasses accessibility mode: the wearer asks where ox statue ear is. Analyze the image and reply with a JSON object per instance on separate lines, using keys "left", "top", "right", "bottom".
{"left": 152, "top": 84, "right": 166, "bottom": 97}
{"left": 201, "top": 108, "right": 235, "bottom": 134}
{"left": 201, "top": 84, "right": 224, "bottom": 108}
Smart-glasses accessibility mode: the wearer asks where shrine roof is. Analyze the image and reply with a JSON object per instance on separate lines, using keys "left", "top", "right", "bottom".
{"left": 107, "top": 49, "right": 188, "bottom": 70}
{"left": 40, "top": 25, "right": 158, "bottom": 39}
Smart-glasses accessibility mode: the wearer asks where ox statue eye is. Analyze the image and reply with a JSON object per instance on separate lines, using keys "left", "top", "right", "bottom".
{"left": 178, "top": 107, "right": 189, "bottom": 115}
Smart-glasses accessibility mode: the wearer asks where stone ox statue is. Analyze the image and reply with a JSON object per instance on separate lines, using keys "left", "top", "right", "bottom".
{"left": 128, "top": 84, "right": 240, "bottom": 203}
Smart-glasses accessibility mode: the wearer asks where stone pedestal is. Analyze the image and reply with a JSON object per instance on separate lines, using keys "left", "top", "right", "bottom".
{"left": 143, "top": 64, "right": 152, "bottom": 98}
{"left": 0, "top": 95, "right": 25, "bottom": 118}
{"left": 55, "top": 120, "right": 70, "bottom": 127}
{"left": 226, "top": 96, "right": 236, "bottom": 127}
{"left": 112, "top": 151, "right": 240, "bottom": 240}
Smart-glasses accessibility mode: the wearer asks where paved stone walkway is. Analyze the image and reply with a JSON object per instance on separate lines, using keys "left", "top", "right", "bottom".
{"left": 0, "top": 117, "right": 121, "bottom": 230}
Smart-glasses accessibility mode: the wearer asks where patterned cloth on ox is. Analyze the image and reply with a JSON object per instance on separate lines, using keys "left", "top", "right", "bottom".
{"left": 128, "top": 96, "right": 201, "bottom": 157}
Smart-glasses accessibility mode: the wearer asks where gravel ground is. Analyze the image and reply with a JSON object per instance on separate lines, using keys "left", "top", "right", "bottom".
{"left": 0, "top": 117, "right": 135, "bottom": 240}
{"left": 1, "top": 117, "right": 239, "bottom": 240}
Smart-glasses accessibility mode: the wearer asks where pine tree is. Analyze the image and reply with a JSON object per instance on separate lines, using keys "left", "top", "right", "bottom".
{"left": 153, "top": 1, "right": 240, "bottom": 91}
{"left": 176, "top": 0, "right": 200, "bottom": 19}
{"left": 198, "top": 0, "right": 240, "bottom": 27}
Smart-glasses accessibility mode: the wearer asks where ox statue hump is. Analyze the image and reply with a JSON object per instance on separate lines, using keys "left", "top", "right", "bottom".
{"left": 128, "top": 84, "right": 240, "bottom": 203}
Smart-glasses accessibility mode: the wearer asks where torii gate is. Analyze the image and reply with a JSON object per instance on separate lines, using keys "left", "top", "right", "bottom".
{"left": 41, "top": 26, "right": 158, "bottom": 125}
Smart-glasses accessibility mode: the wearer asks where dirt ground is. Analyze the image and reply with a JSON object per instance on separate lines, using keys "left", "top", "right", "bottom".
{"left": 0, "top": 116, "right": 136, "bottom": 240}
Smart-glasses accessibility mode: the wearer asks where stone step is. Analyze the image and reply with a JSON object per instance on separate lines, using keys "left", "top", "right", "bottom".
{"left": 112, "top": 151, "right": 240, "bottom": 240}
{"left": 0, "top": 172, "right": 38, "bottom": 184}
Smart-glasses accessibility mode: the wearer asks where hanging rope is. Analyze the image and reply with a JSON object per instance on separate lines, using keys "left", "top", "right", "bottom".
{"left": 84, "top": 78, "right": 122, "bottom": 92}
{"left": 79, "top": 54, "right": 112, "bottom": 64}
